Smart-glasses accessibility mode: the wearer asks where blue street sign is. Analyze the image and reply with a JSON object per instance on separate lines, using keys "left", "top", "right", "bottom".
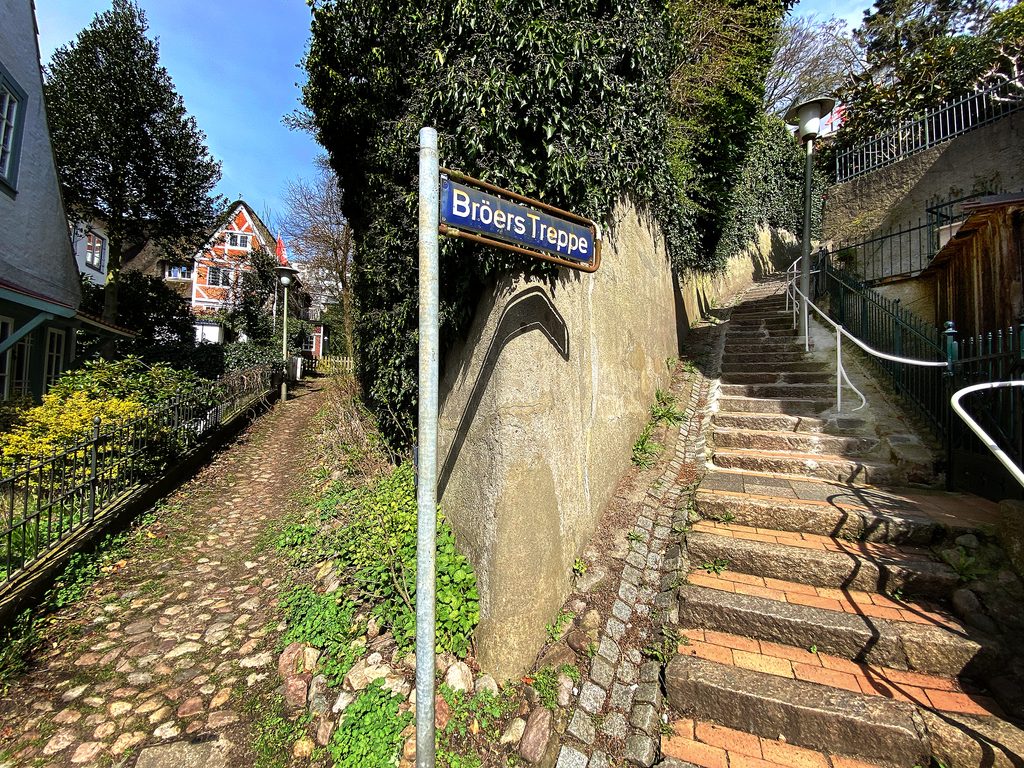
{"left": 439, "top": 175, "right": 598, "bottom": 269}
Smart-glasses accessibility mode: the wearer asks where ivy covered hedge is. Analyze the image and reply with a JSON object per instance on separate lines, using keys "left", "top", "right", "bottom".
{"left": 302, "top": 0, "right": 793, "bottom": 445}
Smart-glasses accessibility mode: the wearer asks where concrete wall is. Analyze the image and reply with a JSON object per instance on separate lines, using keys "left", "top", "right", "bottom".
{"left": 437, "top": 200, "right": 791, "bottom": 681}
{"left": 824, "top": 112, "right": 1024, "bottom": 244}
{"left": 0, "top": 0, "right": 80, "bottom": 309}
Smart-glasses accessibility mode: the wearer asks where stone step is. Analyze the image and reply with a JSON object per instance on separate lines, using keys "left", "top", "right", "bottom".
{"left": 720, "top": 382, "right": 837, "bottom": 399}
{"left": 721, "top": 350, "right": 811, "bottom": 365}
{"left": 719, "top": 370, "right": 834, "bottom": 385}
{"left": 720, "top": 341, "right": 806, "bottom": 356}
{"left": 694, "top": 489, "right": 950, "bottom": 545}
{"left": 712, "top": 426, "right": 879, "bottom": 456}
{"left": 676, "top": 581, "right": 1000, "bottom": 678}
{"left": 727, "top": 319, "right": 795, "bottom": 332}
{"left": 710, "top": 447, "right": 913, "bottom": 484}
{"left": 719, "top": 360, "right": 829, "bottom": 374}
{"left": 665, "top": 654, "right": 929, "bottom": 764}
{"left": 686, "top": 521, "right": 959, "bottom": 599}
{"left": 717, "top": 396, "right": 831, "bottom": 416}
{"left": 711, "top": 411, "right": 869, "bottom": 433}
{"left": 726, "top": 326, "right": 797, "bottom": 339}
{"left": 664, "top": 655, "right": 1024, "bottom": 767}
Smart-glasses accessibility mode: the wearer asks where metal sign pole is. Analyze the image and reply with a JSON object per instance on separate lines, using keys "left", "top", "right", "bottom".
{"left": 800, "top": 136, "right": 814, "bottom": 342}
{"left": 415, "top": 126, "right": 439, "bottom": 768}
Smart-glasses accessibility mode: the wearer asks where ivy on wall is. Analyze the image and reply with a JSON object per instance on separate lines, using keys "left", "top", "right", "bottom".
{"left": 301, "top": 0, "right": 792, "bottom": 446}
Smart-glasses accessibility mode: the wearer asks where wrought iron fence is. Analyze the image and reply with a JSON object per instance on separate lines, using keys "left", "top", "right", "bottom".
{"left": 815, "top": 255, "right": 952, "bottom": 437}
{"left": 948, "top": 326, "right": 1024, "bottom": 482}
{"left": 834, "top": 76, "right": 1024, "bottom": 183}
{"left": 0, "top": 366, "right": 274, "bottom": 584}
{"left": 815, "top": 255, "right": 1024, "bottom": 492}
{"left": 821, "top": 187, "right": 1010, "bottom": 283}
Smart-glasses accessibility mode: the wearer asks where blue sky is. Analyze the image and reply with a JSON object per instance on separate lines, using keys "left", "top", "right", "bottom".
{"left": 793, "top": 0, "right": 871, "bottom": 29}
{"left": 34, "top": 0, "right": 321, "bottom": 227}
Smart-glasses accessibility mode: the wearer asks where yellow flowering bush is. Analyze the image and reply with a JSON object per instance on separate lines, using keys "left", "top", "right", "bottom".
{"left": 0, "top": 392, "right": 144, "bottom": 466}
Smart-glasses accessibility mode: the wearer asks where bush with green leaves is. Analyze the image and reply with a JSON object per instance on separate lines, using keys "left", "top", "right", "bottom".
{"left": 278, "top": 585, "right": 362, "bottom": 684}
{"left": 223, "top": 341, "right": 283, "bottom": 373}
{"left": 333, "top": 462, "right": 479, "bottom": 657}
{"left": 48, "top": 356, "right": 209, "bottom": 406}
{"left": 328, "top": 679, "right": 412, "bottom": 767}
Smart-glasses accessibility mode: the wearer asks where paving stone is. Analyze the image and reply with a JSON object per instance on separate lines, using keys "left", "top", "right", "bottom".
{"left": 567, "top": 710, "right": 595, "bottom": 745}
{"left": 612, "top": 600, "right": 632, "bottom": 622}
{"left": 605, "top": 617, "right": 625, "bottom": 641}
{"left": 70, "top": 742, "right": 105, "bottom": 764}
{"left": 578, "top": 681, "right": 606, "bottom": 714}
{"left": 617, "top": 660, "right": 639, "bottom": 685}
{"left": 599, "top": 711, "right": 628, "bottom": 740}
{"left": 589, "top": 654, "right": 615, "bottom": 690}
{"left": 624, "top": 733, "right": 657, "bottom": 766}
{"left": 610, "top": 682, "right": 635, "bottom": 711}
{"left": 597, "top": 637, "right": 620, "bottom": 664}
{"left": 556, "top": 745, "right": 590, "bottom": 768}
{"left": 629, "top": 703, "right": 659, "bottom": 735}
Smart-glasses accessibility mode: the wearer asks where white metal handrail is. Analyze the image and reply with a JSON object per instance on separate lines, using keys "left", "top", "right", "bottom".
{"left": 783, "top": 258, "right": 947, "bottom": 413}
{"left": 951, "top": 381, "right": 1024, "bottom": 491}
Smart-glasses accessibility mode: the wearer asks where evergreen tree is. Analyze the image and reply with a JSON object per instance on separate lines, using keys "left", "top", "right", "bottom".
{"left": 44, "top": 0, "right": 221, "bottom": 346}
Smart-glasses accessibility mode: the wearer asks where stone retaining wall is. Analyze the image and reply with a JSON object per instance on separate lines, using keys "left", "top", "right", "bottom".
{"left": 437, "top": 199, "right": 790, "bottom": 681}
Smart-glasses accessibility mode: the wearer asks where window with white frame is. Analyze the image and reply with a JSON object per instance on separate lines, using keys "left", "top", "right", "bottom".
{"left": 0, "top": 63, "right": 27, "bottom": 192}
{"left": 165, "top": 263, "right": 193, "bottom": 280}
{"left": 227, "top": 233, "right": 250, "bottom": 249}
{"left": 85, "top": 232, "right": 106, "bottom": 271}
{"left": 207, "top": 266, "right": 233, "bottom": 287}
{"left": 45, "top": 329, "right": 65, "bottom": 390}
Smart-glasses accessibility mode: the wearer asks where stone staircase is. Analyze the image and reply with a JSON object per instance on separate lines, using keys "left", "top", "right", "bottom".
{"left": 663, "top": 279, "right": 1024, "bottom": 768}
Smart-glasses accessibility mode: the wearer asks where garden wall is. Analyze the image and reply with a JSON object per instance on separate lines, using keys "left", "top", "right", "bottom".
{"left": 823, "top": 112, "right": 1024, "bottom": 244}
{"left": 437, "top": 199, "right": 789, "bottom": 680}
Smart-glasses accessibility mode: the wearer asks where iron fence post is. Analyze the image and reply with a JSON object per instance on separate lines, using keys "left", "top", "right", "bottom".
{"left": 89, "top": 416, "right": 100, "bottom": 522}
{"left": 944, "top": 321, "right": 958, "bottom": 490}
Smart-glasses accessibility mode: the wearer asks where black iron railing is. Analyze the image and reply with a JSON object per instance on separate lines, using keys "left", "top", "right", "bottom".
{"left": 0, "top": 366, "right": 274, "bottom": 583}
{"left": 834, "top": 76, "right": 1024, "bottom": 182}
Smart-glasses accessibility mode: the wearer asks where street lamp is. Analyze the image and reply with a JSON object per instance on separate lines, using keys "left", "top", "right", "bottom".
{"left": 785, "top": 96, "right": 836, "bottom": 342}
{"left": 276, "top": 263, "right": 300, "bottom": 402}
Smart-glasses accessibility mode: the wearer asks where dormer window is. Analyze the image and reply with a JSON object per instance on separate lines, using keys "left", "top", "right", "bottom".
{"left": 0, "top": 63, "right": 27, "bottom": 193}
{"left": 165, "top": 263, "right": 192, "bottom": 280}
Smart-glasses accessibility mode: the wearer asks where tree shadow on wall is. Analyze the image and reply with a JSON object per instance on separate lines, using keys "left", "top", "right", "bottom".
{"left": 438, "top": 286, "right": 569, "bottom": 498}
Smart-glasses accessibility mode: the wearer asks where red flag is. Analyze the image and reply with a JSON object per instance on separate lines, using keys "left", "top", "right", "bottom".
{"left": 275, "top": 233, "right": 288, "bottom": 265}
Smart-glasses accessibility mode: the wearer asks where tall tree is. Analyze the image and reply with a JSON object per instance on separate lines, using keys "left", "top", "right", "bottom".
{"left": 278, "top": 158, "right": 355, "bottom": 356}
{"left": 836, "top": 0, "right": 1003, "bottom": 143}
{"left": 44, "top": 0, "right": 221, "bottom": 346}
{"left": 764, "top": 15, "right": 863, "bottom": 115}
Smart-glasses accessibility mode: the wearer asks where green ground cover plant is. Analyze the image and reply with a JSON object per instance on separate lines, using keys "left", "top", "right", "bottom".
{"left": 328, "top": 679, "right": 412, "bottom": 767}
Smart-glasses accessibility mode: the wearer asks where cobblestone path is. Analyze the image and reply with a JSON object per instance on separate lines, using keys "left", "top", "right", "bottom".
{"left": 0, "top": 382, "right": 328, "bottom": 767}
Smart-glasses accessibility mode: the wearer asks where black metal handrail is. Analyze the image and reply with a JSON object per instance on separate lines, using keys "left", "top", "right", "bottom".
{"left": 0, "top": 366, "right": 274, "bottom": 584}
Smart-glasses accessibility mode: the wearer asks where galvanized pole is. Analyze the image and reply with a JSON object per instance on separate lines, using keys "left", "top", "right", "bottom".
{"left": 281, "top": 282, "right": 289, "bottom": 402}
{"left": 415, "top": 126, "right": 440, "bottom": 768}
{"left": 800, "top": 136, "right": 814, "bottom": 341}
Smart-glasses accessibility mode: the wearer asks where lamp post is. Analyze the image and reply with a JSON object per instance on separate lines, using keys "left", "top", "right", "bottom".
{"left": 276, "top": 263, "right": 299, "bottom": 402}
{"left": 785, "top": 96, "right": 835, "bottom": 341}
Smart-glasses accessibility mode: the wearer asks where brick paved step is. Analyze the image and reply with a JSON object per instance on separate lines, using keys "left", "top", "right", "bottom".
{"left": 674, "top": 629, "right": 1002, "bottom": 716}
{"left": 676, "top": 582, "right": 999, "bottom": 678}
{"left": 665, "top": 655, "right": 1024, "bottom": 768}
{"left": 665, "top": 654, "right": 929, "bottom": 764}
{"left": 712, "top": 411, "right": 868, "bottom": 433}
{"left": 719, "top": 360, "right": 829, "bottom": 374}
{"left": 694, "top": 490, "right": 948, "bottom": 545}
{"left": 720, "top": 382, "right": 838, "bottom": 399}
{"left": 686, "top": 521, "right": 959, "bottom": 598}
{"left": 711, "top": 447, "right": 910, "bottom": 484}
{"left": 719, "top": 370, "right": 834, "bottom": 385}
{"left": 712, "top": 426, "right": 880, "bottom": 456}
{"left": 663, "top": 717, "right": 892, "bottom": 768}
{"left": 717, "top": 396, "right": 831, "bottom": 416}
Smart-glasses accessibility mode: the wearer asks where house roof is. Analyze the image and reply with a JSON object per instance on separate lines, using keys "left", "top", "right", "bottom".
{"left": 922, "top": 192, "right": 1024, "bottom": 275}
{"left": 75, "top": 311, "right": 136, "bottom": 338}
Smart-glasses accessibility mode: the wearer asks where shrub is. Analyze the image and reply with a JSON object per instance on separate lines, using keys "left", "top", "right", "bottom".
{"left": 223, "top": 341, "right": 283, "bottom": 372}
{"left": 278, "top": 585, "right": 361, "bottom": 684}
{"left": 328, "top": 679, "right": 412, "bottom": 768}
{"left": 337, "top": 462, "right": 479, "bottom": 657}
{"left": 48, "top": 357, "right": 208, "bottom": 406}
